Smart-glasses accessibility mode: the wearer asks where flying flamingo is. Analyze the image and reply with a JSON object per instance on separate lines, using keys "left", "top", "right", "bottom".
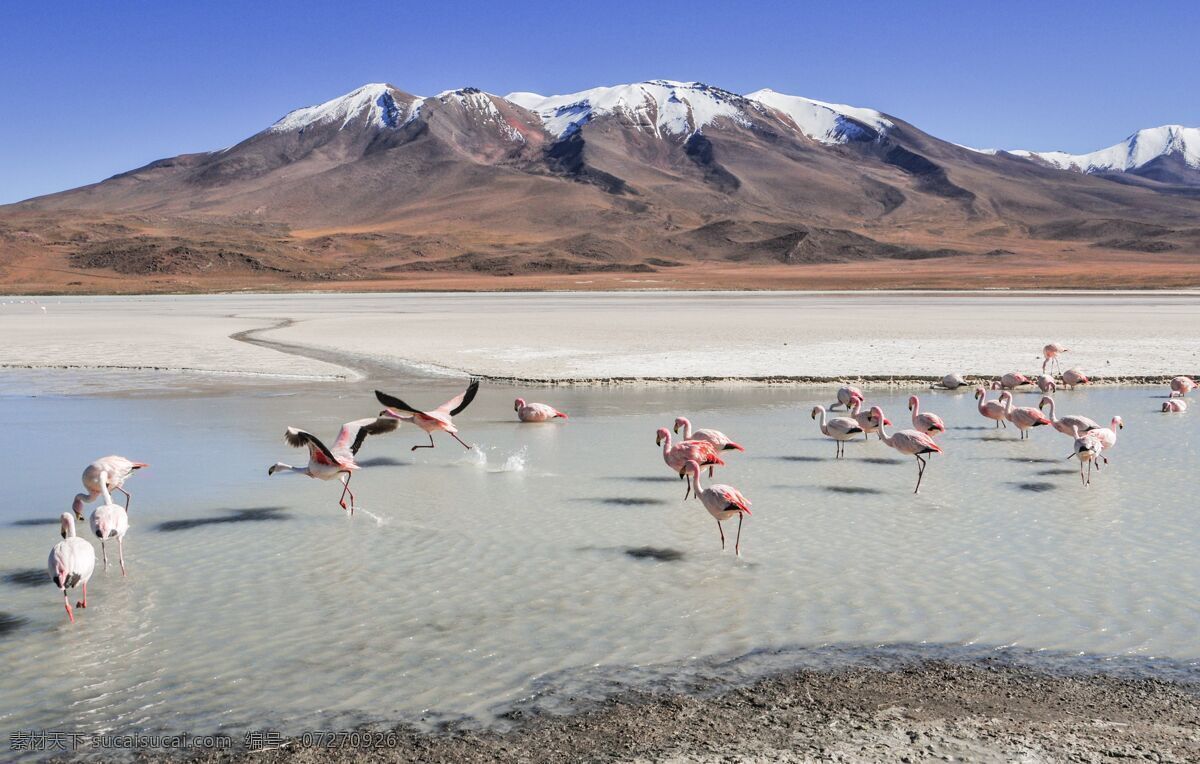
{"left": 1037, "top": 396, "right": 1100, "bottom": 437}
{"left": 1067, "top": 426, "right": 1103, "bottom": 486}
{"left": 907, "top": 395, "right": 946, "bottom": 436}
{"left": 998, "top": 391, "right": 1052, "bottom": 439}
{"left": 673, "top": 417, "right": 745, "bottom": 453}
{"left": 1163, "top": 399, "right": 1188, "bottom": 413}
{"left": 72, "top": 456, "right": 148, "bottom": 520}
{"left": 1170, "top": 376, "right": 1196, "bottom": 398}
{"left": 848, "top": 400, "right": 889, "bottom": 441}
{"left": 48, "top": 513, "right": 95, "bottom": 624}
{"left": 1043, "top": 343, "right": 1069, "bottom": 374}
{"left": 655, "top": 429, "right": 724, "bottom": 498}
{"left": 1090, "top": 416, "right": 1123, "bottom": 451}
{"left": 1061, "top": 369, "right": 1090, "bottom": 389}
{"left": 811, "top": 405, "right": 862, "bottom": 459}
{"left": 90, "top": 480, "right": 130, "bottom": 576}
{"left": 871, "top": 406, "right": 943, "bottom": 493}
{"left": 684, "top": 460, "right": 751, "bottom": 556}
{"left": 514, "top": 398, "right": 568, "bottom": 422}
{"left": 1035, "top": 375, "right": 1057, "bottom": 394}
{"left": 975, "top": 387, "right": 1008, "bottom": 428}
{"left": 376, "top": 380, "right": 480, "bottom": 450}
{"left": 268, "top": 416, "right": 400, "bottom": 514}
{"left": 991, "top": 373, "right": 1031, "bottom": 390}
{"left": 832, "top": 385, "right": 864, "bottom": 410}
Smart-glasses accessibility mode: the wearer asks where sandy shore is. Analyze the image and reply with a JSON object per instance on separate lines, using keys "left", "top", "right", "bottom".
{"left": 3, "top": 291, "right": 1200, "bottom": 385}
{"left": 174, "top": 661, "right": 1199, "bottom": 763}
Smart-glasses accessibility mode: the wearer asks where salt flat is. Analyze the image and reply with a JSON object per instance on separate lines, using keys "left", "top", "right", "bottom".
{"left": 3, "top": 291, "right": 1199, "bottom": 384}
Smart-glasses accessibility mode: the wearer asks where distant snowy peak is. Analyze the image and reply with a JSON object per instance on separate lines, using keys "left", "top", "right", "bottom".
{"left": 1010, "top": 125, "right": 1200, "bottom": 173}
{"left": 745, "top": 89, "right": 893, "bottom": 144}
{"left": 434, "top": 87, "right": 527, "bottom": 143}
{"left": 269, "top": 83, "right": 421, "bottom": 133}
{"left": 506, "top": 80, "right": 751, "bottom": 138}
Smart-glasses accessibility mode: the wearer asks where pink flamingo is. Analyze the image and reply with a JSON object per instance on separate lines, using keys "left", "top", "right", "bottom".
{"left": 72, "top": 456, "right": 148, "bottom": 520}
{"left": 1091, "top": 416, "right": 1123, "bottom": 451}
{"left": 673, "top": 417, "right": 745, "bottom": 453}
{"left": 1163, "top": 399, "right": 1188, "bottom": 413}
{"left": 832, "top": 385, "right": 864, "bottom": 410}
{"left": 268, "top": 416, "right": 400, "bottom": 513}
{"left": 998, "top": 391, "right": 1052, "bottom": 439}
{"left": 1037, "top": 396, "right": 1100, "bottom": 437}
{"left": 871, "top": 406, "right": 943, "bottom": 493}
{"left": 1067, "top": 426, "right": 1103, "bottom": 486}
{"left": 376, "top": 380, "right": 480, "bottom": 450}
{"left": 1170, "top": 376, "right": 1195, "bottom": 398}
{"left": 90, "top": 481, "right": 130, "bottom": 576}
{"left": 936, "top": 373, "right": 967, "bottom": 390}
{"left": 1035, "top": 374, "right": 1057, "bottom": 394}
{"left": 656, "top": 429, "right": 724, "bottom": 499}
{"left": 991, "top": 372, "right": 1031, "bottom": 390}
{"left": 975, "top": 387, "right": 1008, "bottom": 428}
{"left": 1043, "top": 343, "right": 1069, "bottom": 374}
{"left": 1061, "top": 369, "right": 1089, "bottom": 389}
{"left": 514, "top": 398, "right": 568, "bottom": 422}
{"left": 48, "top": 513, "right": 95, "bottom": 624}
{"left": 684, "top": 460, "right": 751, "bottom": 555}
{"left": 848, "top": 400, "right": 890, "bottom": 441}
{"left": 811, "top": 405, "right": 863, "bottom": 458}
{"left": 907, "top": 395, "right": 946, "bottom": 436}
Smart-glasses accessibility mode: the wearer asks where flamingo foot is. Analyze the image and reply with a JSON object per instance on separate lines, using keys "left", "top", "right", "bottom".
{"left": 76, "top": 600, "right": 87, "bottom": 609}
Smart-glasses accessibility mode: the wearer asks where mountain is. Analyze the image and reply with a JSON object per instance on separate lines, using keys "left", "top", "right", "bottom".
{"left": 3, "top": 79, "right": 1200, "bottom": 292}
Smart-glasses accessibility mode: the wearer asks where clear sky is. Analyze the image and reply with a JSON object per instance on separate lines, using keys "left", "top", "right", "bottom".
{"left": 1, "top": 0, "right": 1197, "bottom": 204}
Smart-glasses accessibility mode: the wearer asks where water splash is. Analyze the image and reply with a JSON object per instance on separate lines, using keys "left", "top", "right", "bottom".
{"left": 351, "top": 507, "right": 387, "bottom": 526}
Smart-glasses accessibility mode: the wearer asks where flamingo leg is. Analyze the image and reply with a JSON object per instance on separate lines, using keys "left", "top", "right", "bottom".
{"left": 116, "top": 486, "right": 131, "bottom": 511}
{"left": 449, "top": 431, "right": 473, "bottom": 450}
{"left": 914, "top": 454, "right": 927, "bottom": 494}
{"left": 412, "top": 433, "right": 436, "bottom": 451}
{"left": 63, "top": 592, "right": 74, "bottom": 623}
{"left": 708, "top": 465, "right": 714, "bottom": 478}
{"left": 717, "top": 519, "right": 725, "bottom": 550}
{"left": 78, "top": 581, "right": 88, "bottom": 609}
{"left": 101, "top": 539, "right": 109, "bottom": 570}
{"left": 683, "top": 475, "right": 692, "bottom": 500}
{"left": 118, "top": 537, "right": 126, "bottom": 577}
{"left": 735, "top": 513, "right": 744, "bottom": 557}
{"left": 338, "top": 473, "right": 355, "bottom": 514}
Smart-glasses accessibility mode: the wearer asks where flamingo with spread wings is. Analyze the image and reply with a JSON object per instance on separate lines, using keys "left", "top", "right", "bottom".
{"left": 376, "top": 380, "right": 480, "bottom": 451}
{"left": 268, "top": 416, "right": 400, "bottom": 513}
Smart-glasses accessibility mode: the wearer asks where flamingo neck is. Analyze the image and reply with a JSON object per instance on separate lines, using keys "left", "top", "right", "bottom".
{"left": 99, "top": 472, "right": 114, "bottom": 506}
{"left": 691, "top": 469, "right": 704, "bottom": 496}
{"left": 876, "top": 419, "right": 892, "bottom": 444}
{"left": 678, "top": 419, "right": 692, "bottom": 439}
{"left": 660, "top": 434, "right": 672, "bottom": 457}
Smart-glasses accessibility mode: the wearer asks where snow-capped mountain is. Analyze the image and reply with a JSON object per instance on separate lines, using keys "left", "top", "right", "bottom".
{"left": 1011, "top": 125, "right": 1200, "bottom": 173}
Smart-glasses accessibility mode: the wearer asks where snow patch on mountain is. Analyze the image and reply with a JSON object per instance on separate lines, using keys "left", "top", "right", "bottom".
{"left": 1010, "top": 125, "right": 1200, "bottom": 173}
{"left": 507, "top": 80, "right": 750, "bottom": 138}
{"left": 436, "top": 88, "right": 525, "bottom": 143}
{"left": 269, "top": 84, "right": 420, "bottom": 133}
{"left": 745, "top": 89, "right": 892, "bottom": 144}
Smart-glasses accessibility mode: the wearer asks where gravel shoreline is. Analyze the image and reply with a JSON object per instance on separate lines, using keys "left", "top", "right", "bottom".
{"left": 171, "top": 660, "right": 1199, "bottom": 763}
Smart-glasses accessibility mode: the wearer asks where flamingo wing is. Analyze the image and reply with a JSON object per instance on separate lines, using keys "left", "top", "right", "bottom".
{"left": 712, "top": 484, "right": 751, "bottom": 514}
{"left": 440, "top": 379, "right": 481, "bottom": 416}
{"left": 284, "top": 427, "right": 338, "bottom": 465}
{"left": 335, "top": 417, "right": 401, "bottom": 455}
{"left": 375, "top": 389, "right": 424, "bottom": 416}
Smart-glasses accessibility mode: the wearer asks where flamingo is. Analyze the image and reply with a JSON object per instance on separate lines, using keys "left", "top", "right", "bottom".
{"left": 871, "top": 406, "right": 943, "bottom": 494}
{"left": 656, "top": 429, "right": 724, "bottom": 499}
{"left": 683, "top": 460, "right": 751, "bottom": 556}
{"left": 1035, "top": 374, "right": 1057, "bottom": 394}
{"left": 810, "top": 405, "right": 862, "bottom": 459}
{"left": 1163, "top": 399, "right": 1188, "bottom": 413}
{"left": 1091, "top": 416, "right": 1123, "bottom": 451}
{"left": 848, "top": 400, "right": 890, "bottom": 441}
{"left": 1037, "top": 395, "right": 1100, "bottom": 437}
{"left": 1067, "top": 426, "right": 1103, "bottom": 486}
{"left": 48, "top": 513, "right": 95, "bottom": 624}
{"left": 975, "top": 387, "right": 1008, "bottom": 428}
{"left": 1169, "top": 376, "right": 1196, "bottom": 398}
{"left": 72, "top": 456, "right": 148, "bottom": 520}
{"left": 936, "top": 373, "right": 967, "bottom": 390}
{"left": 673, "top": 417, "right": 745, "bottom": 453}
{"left": 1061, "top": 369, "right": 1090, "bottom": 389}
{"left": 90, "top": 480, "right": 130, "bottom": 576}
{"left": 832, "top": 385, "right": 864, "bottom": 410}
{"left": 991, "top": 373, "right": 1031, "bottom": 390}
{"left": 268, "top": 416, "right": 400, "bottom": 514}
{"left": 1043, "top": 343, "right": 1069, "bottom": 374}
{"left": 907, "top": 395, "right": 946, "bottom": 436}
{"left": 376, "top": 380, "right": 480, "bottom": 450}
{"left": 514, "top": 398, "right": 568, "bottom": 422}
{"left": 998, "top": 391, "right": 1052, "bottom": 439}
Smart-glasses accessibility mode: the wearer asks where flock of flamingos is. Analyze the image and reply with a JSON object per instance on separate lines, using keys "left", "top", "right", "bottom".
{"left": 44, "top": 344, "right": 1195, "bottom": 624}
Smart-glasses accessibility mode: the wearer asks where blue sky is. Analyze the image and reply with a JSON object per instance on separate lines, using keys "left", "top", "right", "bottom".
{"left": 1, "top": 1, "right": 1197, "bottom": 204}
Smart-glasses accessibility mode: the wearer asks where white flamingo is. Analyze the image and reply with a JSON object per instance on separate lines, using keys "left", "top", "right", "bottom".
{"left": 90, "top": 479, "right": 130, "bottom": 576}
{"left": 72, "top": 456, "right": 147, "bottom": 520}
{"left": 1170, "top": 376, "right": 1195, "bottom": 398}
{"left": 48, "top": 513, "right": 95, "bottom": 624}
{"left": 832, "top": 385, "right": 863, "bottom": 410}
{"left": 1038, "top": 395, "right": 1100, "bottom": 437}
{"left": 1163, "top": 399, "right": 1188, "bottom": 413}
{"left": 684, "top": 460, "right": 752, "bottom": 556}
{"left": 811, "top": 405, "right": 862, "bottom": 459}
{"left": 1035, "top": 374, "right": 1057, "bottom": 394}
{"left": 936, "top": 373, "right": 967, "bottom": 390}
{"left": 1091, "top": 416, "right": 1123, "bottom": 452}
{"left": 1067, "top": 426, "right": 1104, "bottom": 486}
{"left": 268, "top": 416, "right": 400, "bottom": 514}
{"left": 673, "top": 417, "right": 745, "bottom": 453}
